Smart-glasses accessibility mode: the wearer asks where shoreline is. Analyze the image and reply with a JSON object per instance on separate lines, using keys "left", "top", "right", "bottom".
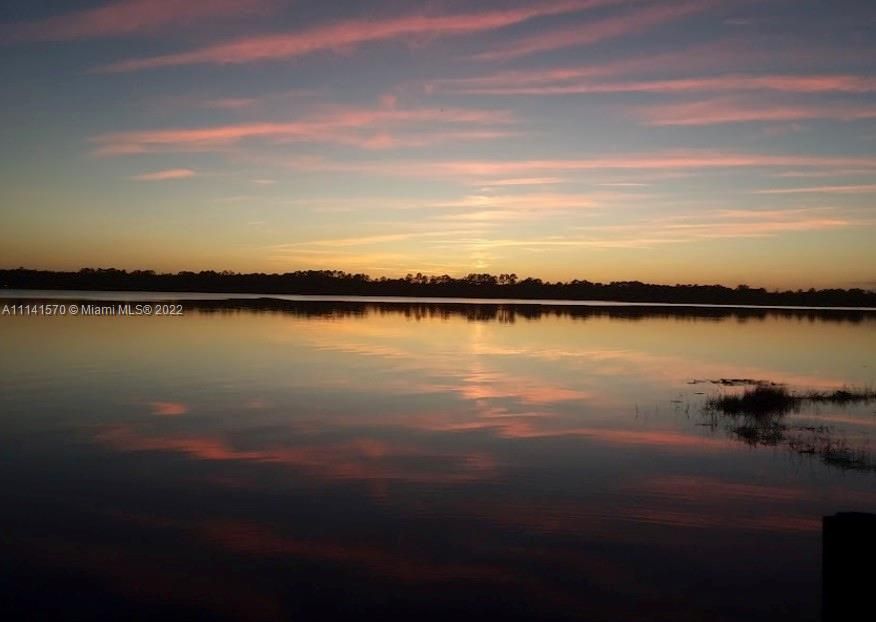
{"left": 3, "top": 289, "right": 876, "bottom": 313}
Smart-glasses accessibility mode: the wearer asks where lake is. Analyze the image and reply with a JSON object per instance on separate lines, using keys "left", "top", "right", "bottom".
{"left": 1, "top": 295, "right": 874, "bottom": 621}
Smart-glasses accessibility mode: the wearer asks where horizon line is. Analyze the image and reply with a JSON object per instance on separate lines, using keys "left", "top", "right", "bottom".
{"left": 2, "top": 266, "right": 874, "bottom": 294}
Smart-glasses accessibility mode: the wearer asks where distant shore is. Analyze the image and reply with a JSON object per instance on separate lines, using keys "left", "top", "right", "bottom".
{"left": 2, "top": 267, "right": 875, "bottom": 308}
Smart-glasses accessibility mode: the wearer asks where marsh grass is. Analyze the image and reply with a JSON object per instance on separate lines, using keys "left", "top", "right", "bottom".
{"left": 702, "top": 383, "right": 876, "bottom": 472}
{"left": 733, "top": 420, "right": 787, "bottom": 446}
{"left": 788, "top": 430, "right": 874, "bottom": 472}
{"left": 805, "top": 388, "right": 876, "bottom": 404}
{"left": 707, "top": 385, "right": 876, "bottom": 417}
{"left": 689, "top": 378, "right": 778, "bottom": 387}
{"left": 707, "top": 386, "right": 801, "bottom": 417}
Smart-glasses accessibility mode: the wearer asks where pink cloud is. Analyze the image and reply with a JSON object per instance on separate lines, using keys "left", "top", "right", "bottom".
{"left": 4, "top": 0, "right": 278, "bottom": 43}
{"left": 202, "top": 97, "right": 258, "bottom": 110}
{"left": 476, "top": 177, "right": 567, "bottom": 186}
{"left": 432, "top": 193, "right": 598, "bottom": 211}
{"left": 94, "top": 0, "right": 619, "bottom": 72}
{"left": 773, "top": 169, "right": 876, "bottom": 178}
{"left": 447, "top": 73, "right": 876, "bottom": 95}
{"left": 755, "top": 184, "right": 876, "bottom": 195}
{"left": 130, "top": 168, "right": 196, "bottom": 181}
{"left": 93, "top": 105, "right": 514, "bottom": 154}
{"left": 429, "top": 66, "right": 610, "bottom": 93}
{"left": 430, "top": 37, "right": 868, "bottom": 94}
{"left": 149, "top": 401, "right": 189, "bottom": 416}
{"left": 353, "top": 129, "right": 518, "bottom": 150}
{"left": 636, "top": 97, "right": 876, "bottom": 126}
{"left": 472, "top": 0, "right": 715, "bottom": 61}
{"left": 282, "top": 151, "right": 876, "bottom": 178}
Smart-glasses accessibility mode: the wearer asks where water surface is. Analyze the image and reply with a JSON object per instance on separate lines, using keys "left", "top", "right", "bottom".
{"left": 2, "top": 297, "right": 874, "bottom": 620}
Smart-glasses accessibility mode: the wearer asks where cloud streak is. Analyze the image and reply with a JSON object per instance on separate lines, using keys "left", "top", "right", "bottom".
{"left": 149, "top": 401, "right": 189, "bottom": 416}
{"left": 280, "top": 151, "right": 876, "bottom": 179}
{"left": 472, "top": 0, "right": 715, "bottom": 61}
{"left": 130, "top": 168, "right": 196, "bottom": 181}
{"left": 94, "top": 105, "right": 514, "bottom": 154}
{"left": 3, "top": 0, "right": 278, "bottom": 43}
{"left": 756, "top": 184, "right": 876, "bottom": 195}
{"left": 636, "top": 97, "right": 876, "bottom": 126}
{"left": 442, "top": 73, "right": 876, "bottom": 95}
{"left": 432, "top": 193, "right": 598, "bottom": 210}
{"left": 427, "top": 213, "right": 854, "bottom": 252}
{"left": 95, "top": 0, "right": 619, "bottom": 72}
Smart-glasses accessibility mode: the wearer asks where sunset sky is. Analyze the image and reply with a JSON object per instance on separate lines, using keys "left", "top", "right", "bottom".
{"left": 1, "top": 0, "right": 874, "bottom": 289}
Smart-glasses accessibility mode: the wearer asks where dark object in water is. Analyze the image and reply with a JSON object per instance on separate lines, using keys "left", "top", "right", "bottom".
{"left": 823, "top": 512, "right": 876, "bottom": 622}
{"left": 807, "top": 388, "right": 876, "bottom": 403}
{"left": 708, "top": 386, "right": 800, "bottom": 417}
{"left": 733, "top": 421, "right": 786, "bottom": 446}
{"left": 705, "top": 385, "right": 876, "bottom": 471}
{"left": 689, "top": 378, "right": 773, "bottom": 386}
{"left": 707, "top": 385, "right": 876, "bottom": 417}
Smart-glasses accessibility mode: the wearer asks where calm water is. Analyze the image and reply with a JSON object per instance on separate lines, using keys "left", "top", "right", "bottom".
{"left": 2, "top": 297, "right": 875, "bottom": 621}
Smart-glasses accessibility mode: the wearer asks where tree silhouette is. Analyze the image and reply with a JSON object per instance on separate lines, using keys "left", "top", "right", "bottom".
{"left": 1, "top": 267, "right": 874, "bottom": 308}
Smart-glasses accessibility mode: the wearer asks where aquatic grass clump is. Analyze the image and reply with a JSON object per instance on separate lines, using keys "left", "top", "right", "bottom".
{"left": 789, "top": 432, "right": 874, "bottom": 472}
{"left": 733, "top": 421, "right": 787, "bottom": 446}
{"left": 707, "top": 385, "right": 876, "bottom": 417}
{"left": 703, "top": 382, "right": 876, "bottom": 472}
{"left": 707, "top": 385, "right": 801, "bottom": 417}
{"left": 805, "top": 388, "right": 876, "bottom": 403}
{"left": 689, "top": 378, "right": 778, "bottom": 387}
{"left": 821, "top": 444, "right": 873, "bottom": 471}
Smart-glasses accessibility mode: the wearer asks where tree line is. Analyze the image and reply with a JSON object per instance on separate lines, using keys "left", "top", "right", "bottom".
{"left": 1, "top": 267, "right": 875, "bottom": 307}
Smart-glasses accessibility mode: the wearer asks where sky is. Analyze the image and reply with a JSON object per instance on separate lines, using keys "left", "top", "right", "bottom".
{"left": 0, "top": 0, "right": 874, "bottom": 289}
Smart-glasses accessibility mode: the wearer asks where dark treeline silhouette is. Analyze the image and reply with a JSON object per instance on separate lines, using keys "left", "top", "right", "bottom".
{"left": 184, "top": 300, "right": 874, "bottom": 323}
{"left": 2, "top": 267, "right": 876, "bottom": 308}
{"left": 6, "top": 295, "right": 872, "bottom": 324}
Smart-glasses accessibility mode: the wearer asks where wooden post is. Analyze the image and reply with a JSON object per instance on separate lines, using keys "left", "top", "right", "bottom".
{"left": 823, "top": 512, "right": 876, "bottom": 621}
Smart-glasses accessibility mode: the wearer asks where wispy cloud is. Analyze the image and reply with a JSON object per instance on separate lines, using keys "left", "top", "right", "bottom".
{"left": 95, "top": 0, "right": 618, "bottom": 72}
{"left": 279, "top": 151, "right": 876, "bottom": 179}
{"left": 429, "top": 35, "right": 870, "bottom": 95}
{"left": 772, "top": 169, "right": 876, "bottom": 179}
{"left": 427, "top": 208, "right": 856, "bottom": 252}
{"left": 129, "top": 168, "right": 196, "bottom": 181}
{"left": 442, "top": 73, "right": 876, "bottom": 95}
{"left": 263, "top": 203, "right": 859, "bottom": 266}
{"left": 434, "top": 209, "right": 537, "bottom": 223}
{"left": 658, "top": 217, "right": 850, "bottom": 237}
{"left": 429, "top": 193, "right": 604, "bottom": 221}
{"left": 196, "top": 89, "right": 320, "bottom": 111}
{"left": 149, "top": 401, "right": 189, "bottom": 416}
{"left": 594, "top": 206, "right": 857, "bottom": 241}
{"left": 270, "top": 228, "right": 488, "bottom": 249}
{"left": 636, "top": 97, "right": 876, "bottom": 126}
{"left": 202, "top": 97, "right": 258, "bottom": 110}
{"left": 755, "top": 184, "right": 876, "bottom": 195}
{"left": 3, "top": 0, "right": 278, "bottom": 43}
{"left": 434, "top": 192, "right": 597, "bottom": 208}
{"left": 472, "top": 0, "right": 715, "bottom": 61}
{"left": 93, "top": 104, "right": 514, "bottom": 155}
{"left": 474, "top": 177, "right": 567, "bottom": 187}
